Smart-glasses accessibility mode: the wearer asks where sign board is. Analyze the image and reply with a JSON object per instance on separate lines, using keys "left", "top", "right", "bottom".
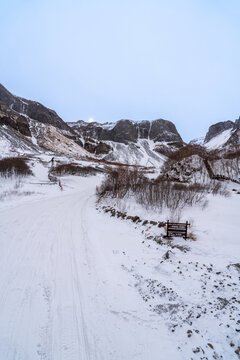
{"left": 166, "top": 221, "right": 190, "bottom": 239}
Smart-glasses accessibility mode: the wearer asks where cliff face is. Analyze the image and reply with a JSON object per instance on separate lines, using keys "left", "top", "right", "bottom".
{"left": 204, "top": 121, "right": 234, "bottom": 143}
{"left": 0, "top": 83, "right": 184, "bottom": 164}
{"left": 204, "top": 118, "right": 240, "bottom": 149}
{"left": 0, "top": 84, "right": 89, "bottom": 158}
{"left": 69, "top": 118, "right": 183, "bottom": 145}
{"left": 0, "top": 103, "right": 31, "bottom": 137}
{"left": 0, "top": 83, "right": 72, "bottom": 132}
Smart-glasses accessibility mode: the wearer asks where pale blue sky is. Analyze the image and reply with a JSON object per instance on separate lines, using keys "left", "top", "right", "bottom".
{"left": 1, "top": 0, "right": 240, "bottom": 141}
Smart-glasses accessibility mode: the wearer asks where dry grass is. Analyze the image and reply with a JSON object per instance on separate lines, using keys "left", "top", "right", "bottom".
{"left": 167, "top": 144, "right": 221, "bottom": 163}
{"left": 0, "top": 157, "right": 32, "bottom": 177}
{"left": 51, "top": 163, "right": 104, "bottom": 176}
{"left": 99, "top": 166, "right": 227, "bottom": 212}
{"left": 188, "top": 232, "right": 197, "bottom": 241}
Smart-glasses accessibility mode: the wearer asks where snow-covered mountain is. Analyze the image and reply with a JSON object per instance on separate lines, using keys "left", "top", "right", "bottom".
{"left": 2, "top": 82, "right": 240, "bottom": 168}
{"left": 68, "top": 118, "right": 182, "bottom": 144}
{"left": 0, "top": 102, "right": 89, "bottom": 158}
{"left": 0, "top": 83, "right": 184, "bottom": 167}
{"left": 68, "top": 118, "right": 184, "bottom": 166}
{"left": 1, "top": 84, "right": 240, "bottom": 360}
{"left": 203, "top": 118, "right": 240, "bottom": 149}
{"left": 0, "top": 83, "right": 72, "bottom": 132}
{"left": 0, "top": 84, "right": 91, "bottom": 158}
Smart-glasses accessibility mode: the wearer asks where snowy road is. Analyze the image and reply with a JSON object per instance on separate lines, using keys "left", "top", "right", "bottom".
{"left": 1, "top": 175, "right": 239, "bottom": 360}
{"left": 0, "top": 179, "right": 178, "bottom": 360}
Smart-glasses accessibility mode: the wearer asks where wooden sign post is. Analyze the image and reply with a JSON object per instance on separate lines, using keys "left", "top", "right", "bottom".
{"left": 166, "top": 221, "right": 190, "bottom": 239}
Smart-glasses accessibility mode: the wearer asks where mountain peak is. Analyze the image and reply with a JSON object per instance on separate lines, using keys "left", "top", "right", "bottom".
{"left": 0, "top": 83, "right": 71, "bottom": 132}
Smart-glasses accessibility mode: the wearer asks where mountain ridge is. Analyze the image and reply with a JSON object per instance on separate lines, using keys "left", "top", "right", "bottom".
{"left": 0, "top": 83, "right": 72, "bottom": 132}
{"left": 1, "top": 82, "right": 240, "bottom": 163}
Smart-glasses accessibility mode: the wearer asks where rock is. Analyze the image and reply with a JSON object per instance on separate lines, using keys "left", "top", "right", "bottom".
{"left": 64, "top": 134, "right": 83, "bottom": 147}
{"left": 95, "top": 142, "right": 112, "bottom": 155}
{"left": 203, "top": 116, "right": 240, "bottom": 147}
{"left": 109, "top": 119, "right": 138, "bottom": 144}
{"left": 149, "top": 221, "right": 157, "bottom": 226}
{"left": 149, "top": 119, "right": 182, "bottom": 142}
{"left": 0, "top": 107, "right": 31, "bottom": 137}
{"left": 138, "top": 120, "right": 150, "bottom": 138}
{"left": 132, "top": 216, "right": 140, "bottom": 223}
{"left": 204, "top": 120, "right": 234, "bottom": 143}
{"left": 84, "top": 141, "right": 96, "bottom": 153}
{"left": 0, "top": 83, "right": 72, "bottom": 132}
{"left": 162, "top": 250, "right": 173, "bottom": 260}
{"left": 83, "top": 137, "right": 112, "bottom": 155}
{"left": 15, "top": 115, "right": 31, "bottom": 136}
{"left": 70, "top": 118, "right": 183, "bottom": 145}
{"left": 225, "top": 127, "right": 240, "bottom": 146}
{"left": 227, "top": 263, "right": 240, "bottom": 272}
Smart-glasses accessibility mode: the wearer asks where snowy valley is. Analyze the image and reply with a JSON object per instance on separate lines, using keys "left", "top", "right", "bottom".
{"left": 0, "top": 84, "right": 240, "bottom": 360}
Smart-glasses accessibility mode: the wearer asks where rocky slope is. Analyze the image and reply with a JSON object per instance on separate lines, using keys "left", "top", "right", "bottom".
{"left": 0, "top": 83, "right": 72, "bottom": 132}
{"left": 0, "top": 83, "right": 185, "bottom": 165}
{"left": 203, "top": 117, "right": 240, "bottom": 149}
{"left": 0, "top": 85, "right": 87, "bottom": 158}
{"left": 69, "top": 118, "right": 183, "bottom": 144}
{"left": 67, "top": 119, "right": 184, "bottom": 166}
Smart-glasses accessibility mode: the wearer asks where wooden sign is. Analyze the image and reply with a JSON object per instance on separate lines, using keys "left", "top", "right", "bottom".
{"left": 166, "top": 221, "right": 190, "bottom": 239}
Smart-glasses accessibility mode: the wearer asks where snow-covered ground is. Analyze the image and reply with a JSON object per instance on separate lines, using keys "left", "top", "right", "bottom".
{"left": 0, "top": 157, "right": 239, "bottom": 359}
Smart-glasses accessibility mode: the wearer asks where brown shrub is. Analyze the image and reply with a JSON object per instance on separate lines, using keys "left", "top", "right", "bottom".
{"left": 168, "top": 144, "right": 221, "bottom": 163}
{"left": 99, "top": 166, "right": 145, "bottom": 198}
{"left": 188, "top": 232, "right": 197, "bottom": 241}
{"left": 168, "top": 145, "right": 207, "bottom": 162}
{"left": 99, "top": 164, "right": 228, "bottom": 212}
{"left": 51, "top": 163, "right": 104, "bottom": 176}
{"left": 99, "top": 166, "right": 211, "bottom": 210}
{"left": 0, "top": 157, "right": 32, "bottom": 177}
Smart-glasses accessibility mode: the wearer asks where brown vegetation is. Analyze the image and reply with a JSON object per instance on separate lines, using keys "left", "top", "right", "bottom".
{"left": 168, "top": 144, "right": 222, "bottom": 162}
{"left": 0, "top": 157, "right": 32, "bottom": 177}
{"left": 99, "top": 166, "right": 145, "bottom": 198}
{"left": 51, "top": 163, "right": 105, "bottom": 176}
{"left": 99, "top": 166, "right": 227, "bottom": 212}
{"left": 163, "top": 144, "right": 240, "bottom": 184}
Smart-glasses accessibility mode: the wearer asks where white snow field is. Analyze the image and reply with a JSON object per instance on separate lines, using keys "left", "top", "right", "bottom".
{"left": 0, "top": 174, "right": 179, "bottom": 360}
{"left": 0, "top": 164, "right": 239, "bottom": 359}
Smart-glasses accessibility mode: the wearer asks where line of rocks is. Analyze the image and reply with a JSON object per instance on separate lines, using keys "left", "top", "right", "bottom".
{"left": 99, "top": 205, "right": 165, "bottom": 227}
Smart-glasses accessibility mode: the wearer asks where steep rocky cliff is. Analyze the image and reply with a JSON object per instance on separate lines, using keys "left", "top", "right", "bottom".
{"left": 0, "top": 83, "right": 72, "bottom": 132}
{"left": 0, "top": 85, "right": 87, "bottom": 158}
{"left": 69, "top": 118, "right": 183, "bottom": 145}
{"left": 204, "top": 118, "right": 240, "bottom": 149}
{"left": 0, "top": 83, "right": 184, "bottom": 165}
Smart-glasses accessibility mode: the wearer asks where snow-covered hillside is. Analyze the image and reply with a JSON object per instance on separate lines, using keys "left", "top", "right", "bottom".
{"left": 205, "top": 128, "right": 233, "bottom": 150}
{"left": 0, "top": 114, "right": 89, "bottom": 160}
{"left": 101, "top": 139, "right": 166, "bottom": 167}
{"left": 67, "top": 118, "right": 184, "bottom": 166}
{"left": 0, "top": 125, "right": 39, "bottom": 157}
{"left": 203, "top": 117, "right": 240, "bottom": 149}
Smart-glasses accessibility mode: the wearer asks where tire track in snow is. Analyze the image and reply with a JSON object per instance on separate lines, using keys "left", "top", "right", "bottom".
{"left": 0, "top": 189, "right": 95, "bottom": 359}
{"left": 76, "top": 195, "right": 119, "bottom": 360}
{"left": 0, "top": 204, "right": 52, "bottom": 360}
